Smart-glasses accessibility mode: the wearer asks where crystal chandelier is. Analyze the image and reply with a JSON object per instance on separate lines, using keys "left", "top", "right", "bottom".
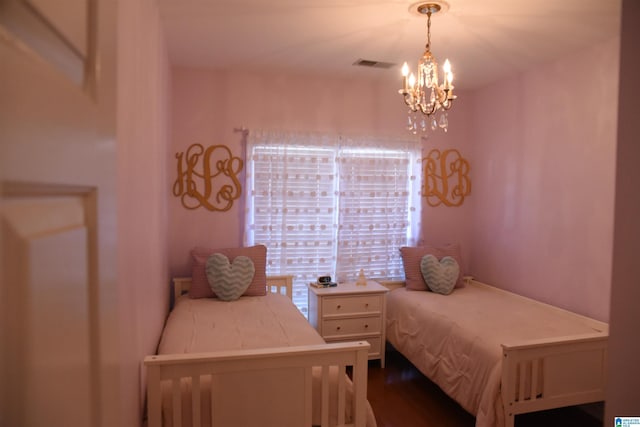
{"left": 399, "top": 3, "right": 456, "bottom": 134}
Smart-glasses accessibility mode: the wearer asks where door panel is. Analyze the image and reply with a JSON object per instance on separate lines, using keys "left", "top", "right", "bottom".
{"left": 0, "top": 0, "right": 118, "bottom": 425}
{"left": 2, "top": 186, "right": 99, "bottom": 427}
{"left": 28, "top": 227, "right": 91, "bottom": 427}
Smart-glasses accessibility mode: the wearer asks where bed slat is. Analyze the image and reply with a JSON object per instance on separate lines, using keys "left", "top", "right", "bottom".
{"left": 172, "top": 378, "right": 182, "bottom": 427}
{"left": 321, "top": 365, "right": 330, "bottom": 427}
{"left": 531, "top": 359, "right": 540, "bottom": 401}
{"left": 517, "top": 361, "right": 527, "bottom": 402}
{"left": 210, "top": 374, "right": 215, "bottom": 427}
{"left": 192, "top": 375, "right": 201, "bottom": 426}
{"left": 337, "top": 364, "right": 346, "bottom": 426}
{"left": 304, "top": 367, "right": 313, "bottom": 426}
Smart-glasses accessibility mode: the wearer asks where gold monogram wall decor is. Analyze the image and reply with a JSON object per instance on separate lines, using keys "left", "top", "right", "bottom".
{"left": 173, "top": 143, "right": 243, "bottom": 211}
{"left": 422, "top": 148, "right": 471, "bottom": 207}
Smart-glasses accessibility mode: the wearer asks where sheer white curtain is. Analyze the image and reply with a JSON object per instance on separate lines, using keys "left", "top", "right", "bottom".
{"left": 244, "top": 129, "right": 421, "bottom": 315}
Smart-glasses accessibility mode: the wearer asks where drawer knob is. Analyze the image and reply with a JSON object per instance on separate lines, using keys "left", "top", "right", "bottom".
{"left": 365, "top": 303, "right": 369, "bottom": 308}
{"left": 364, "top": 324, "right": 369, "bottom": 329}
{"left": 336, "top": 326, "right": 341, "bottom": 331}
{"left": 336, "top": 304, "right": 341, "bottom": 309}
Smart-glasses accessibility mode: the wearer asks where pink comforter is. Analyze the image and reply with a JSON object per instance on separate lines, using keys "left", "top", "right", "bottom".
{"left": 385, "top": 283, "right": 607, "bottom": 427}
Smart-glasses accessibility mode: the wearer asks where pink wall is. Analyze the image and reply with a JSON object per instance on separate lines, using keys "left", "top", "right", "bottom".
{"left": 468, "top": 39, "right": 619, "bottom": 322}
{"left": 419, "top": 97, "right": 475, "bottom": 271}
{"left": 117, "top": 0, "right": 171, "bottom": 424}
{"left": 168, "top": 68, "right": 474, "bottom": 277}
{"left": 606, "top": 0, "right": 640, "bottom": 419}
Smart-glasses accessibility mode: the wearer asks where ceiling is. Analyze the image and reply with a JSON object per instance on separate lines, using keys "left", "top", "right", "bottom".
{"left": 158, "top": 0, "right": 621, "bottom": 90}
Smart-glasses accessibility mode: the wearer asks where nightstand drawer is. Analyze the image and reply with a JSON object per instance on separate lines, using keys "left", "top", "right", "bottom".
{"left": 322, "top": 295, "right": 381, "bottom": 316}
{"left": 322, "top": 317, "right": 381, "bottom": 337}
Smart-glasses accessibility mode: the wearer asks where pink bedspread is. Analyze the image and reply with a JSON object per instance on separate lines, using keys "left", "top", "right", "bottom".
{"left": 157, "top": 293, "right": 377, "bottom": 427}
{"left": 386, "top": 282, "right": 607, "bottom": 427}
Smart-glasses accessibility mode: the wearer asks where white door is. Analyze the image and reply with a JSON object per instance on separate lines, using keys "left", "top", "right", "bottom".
{"left": 0, "top": 1, "right": 119, "bottom": 426}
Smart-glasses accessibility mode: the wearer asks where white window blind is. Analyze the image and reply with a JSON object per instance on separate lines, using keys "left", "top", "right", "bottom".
{"left": 244, "top": 130, "right": 421, "bottom": 316}
{"left": 336, "top": 147, "right": 416, "bottom": 282}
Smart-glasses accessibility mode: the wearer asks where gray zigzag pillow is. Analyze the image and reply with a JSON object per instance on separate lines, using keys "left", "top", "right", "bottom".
{"left": 420, "top": 254, "right": 459, "bottom": 295}
{"left": 205, "top": 253, "right": 255, "bottom": 301}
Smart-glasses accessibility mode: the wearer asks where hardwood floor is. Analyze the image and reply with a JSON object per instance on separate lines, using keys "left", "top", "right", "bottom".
{"left": 367, "top": 348, "right": 604, "bottom": 427}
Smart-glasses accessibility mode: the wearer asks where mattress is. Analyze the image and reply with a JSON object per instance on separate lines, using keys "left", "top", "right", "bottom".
{"left": 157, "top": 293, "right": 377, "bottom": 427}
{"left": 385, "top": 282, "right": 607, "bottom": 427}
{"left": 158, "top": 293, "right": 324, "bottom": 354}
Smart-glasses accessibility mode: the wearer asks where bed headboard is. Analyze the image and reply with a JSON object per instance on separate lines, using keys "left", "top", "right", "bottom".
{"left": 172, "top": 275, "right": 294, "bottom": 302}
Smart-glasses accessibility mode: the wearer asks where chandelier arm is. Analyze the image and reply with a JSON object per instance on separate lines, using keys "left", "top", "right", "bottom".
{"left": 419, "top": 101, "right": 438, "bottom": 116}
{"left": 403, "top": 93, "right": 414, "bottom": 106}
{"left": 442, "top": 90, "right": 456, "bottom": 109}
{"left": 403, "top": 95, "right": 418, "bottom": 112}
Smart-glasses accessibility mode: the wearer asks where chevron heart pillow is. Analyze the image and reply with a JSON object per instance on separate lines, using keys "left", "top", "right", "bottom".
{"left": 190, "top": 245, "right": 267, "bottom": 299}
{"left": 205, "top": 253, "right": 256, "bottom": 301}
{"left": 420, "top": 255, "right": 459, "bottom": 295}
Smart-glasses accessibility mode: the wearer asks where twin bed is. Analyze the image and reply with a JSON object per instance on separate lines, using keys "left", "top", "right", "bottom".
{"left": 384, "top": 278, "right": 608, "bottom": 427}
{"left": 146, "top": 272, "right": 608, "bottom": 427}
{"left": 144, "top": 276, "right": 375, "bottom": 427}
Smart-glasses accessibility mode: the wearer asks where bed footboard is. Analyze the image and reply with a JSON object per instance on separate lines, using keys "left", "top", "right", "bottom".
{"left": 145, "top": 341, "right": 370, "bottom": 427}
{"left": 501, "top": 333, "right": 607, "bottom": 427}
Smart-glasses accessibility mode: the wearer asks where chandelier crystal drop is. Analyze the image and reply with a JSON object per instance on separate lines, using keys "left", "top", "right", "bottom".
{"left": 399, "top": 3, "right": 456, "bottom": 134}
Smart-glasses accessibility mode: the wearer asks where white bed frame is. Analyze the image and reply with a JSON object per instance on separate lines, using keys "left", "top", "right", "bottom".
{"left": 145, "top": 276, "right": 370, "bottom": 427}
{"left": 380, "top": 278, "right": 608, "bottom": 427}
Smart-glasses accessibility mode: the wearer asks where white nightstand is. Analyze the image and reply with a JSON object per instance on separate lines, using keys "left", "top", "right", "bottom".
{"left": 308, "top": 281, "right": 389, "bottom": 367}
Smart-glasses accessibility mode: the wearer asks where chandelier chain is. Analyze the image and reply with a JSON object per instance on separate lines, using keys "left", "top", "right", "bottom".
{"left": 426, "top": 11, "right": 432, "bottom": 51}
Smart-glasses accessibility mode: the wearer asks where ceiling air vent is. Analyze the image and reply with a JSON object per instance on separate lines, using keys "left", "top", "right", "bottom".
{"left": 352, "top": 59, "right": 396, "bottom": 69}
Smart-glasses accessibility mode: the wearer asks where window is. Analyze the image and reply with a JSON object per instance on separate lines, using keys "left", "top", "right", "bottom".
{"left": 244, "top": 130, "right": 421, "bottom": 315}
